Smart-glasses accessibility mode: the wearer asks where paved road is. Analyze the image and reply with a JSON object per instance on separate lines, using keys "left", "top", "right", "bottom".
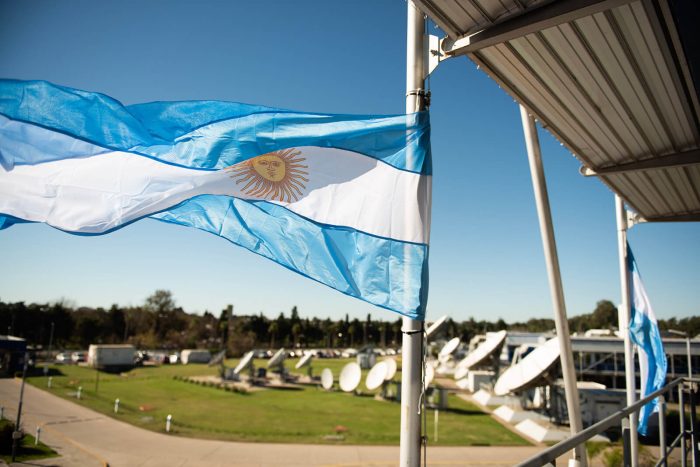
{"left": 0, "top": 379, "right": 546, "bottom": 466}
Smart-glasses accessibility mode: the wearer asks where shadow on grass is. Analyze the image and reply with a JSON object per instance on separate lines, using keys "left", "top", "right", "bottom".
{"left": 439, "top": 406, "right": 485, "bottom": 416}
{"left": 25, "top": 367, "right": 65, "bottom": 378}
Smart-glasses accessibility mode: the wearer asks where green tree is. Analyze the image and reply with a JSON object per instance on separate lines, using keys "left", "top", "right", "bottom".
{"left": 268, "top": 321, "right": 279, "bottom": 348}
{"left": 144, "top": 290, "right": 176, "bottom": 340}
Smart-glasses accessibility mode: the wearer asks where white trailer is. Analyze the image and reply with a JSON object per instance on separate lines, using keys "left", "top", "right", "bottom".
{"left": 180, "top": 349, "right": 211, "bottom": 364}
{"left": 88, "top": 344, "right": 135, "bottom": 372}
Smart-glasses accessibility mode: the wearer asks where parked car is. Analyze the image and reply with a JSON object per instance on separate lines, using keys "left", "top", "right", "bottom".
{"left": 55, "top": 352, "right": 70, "bottom": 363}
{"left": 71, "top": 351, "right": 86, "bottom": 363}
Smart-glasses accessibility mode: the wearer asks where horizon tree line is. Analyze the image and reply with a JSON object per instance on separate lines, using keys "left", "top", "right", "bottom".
{"left": 1, "top": 292, "right": 697, "bottom": 356}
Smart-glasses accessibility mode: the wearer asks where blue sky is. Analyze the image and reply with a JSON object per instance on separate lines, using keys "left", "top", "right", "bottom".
{"left": 1, "top": 0, "right": 698, "bottom": 323}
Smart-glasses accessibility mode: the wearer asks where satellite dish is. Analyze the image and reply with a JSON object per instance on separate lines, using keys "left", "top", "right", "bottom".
{"left": 383, "top": 358, "right": 397, "bottom": 381}
{"left": 424, "top": 362, "right": 435, "bottom": 387}
{"left": 426, "top": 315, "right": 448, "bottom": 339}
{"left": 454, "top": 364, "right": 469, "bottom": 381}
{"left": 234, "top": 351, "right": 254, "bottom": 375}
{"left": 458, "top": 330, "right": 507, "bottom": 371}
{"left": 321, "top": 368, "right": 334, "bottom": 390}
{"left": 339, "top": 362, "right": 362, "bottom": 392}
{"left": 439, "top": 337, "right": 461, "bottom": 358}
{"left": 295, "top": 353, "right": 313, "bottom": 369}
{"left": 494, "top": 337, "right": 560, "bottom": 396}
{"left": 366, "top": 361, "right": 388, "bottom": 390}
{"left": 208, "top": 350, "right": 226, "bottom": 367}
{"left": 267, "top": 348, "right": 286, "bottom": 368}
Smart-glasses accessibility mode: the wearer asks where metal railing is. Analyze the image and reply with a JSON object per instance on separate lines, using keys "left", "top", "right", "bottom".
{"left": 516, "top": 377, "right": 699, "bottom": 467}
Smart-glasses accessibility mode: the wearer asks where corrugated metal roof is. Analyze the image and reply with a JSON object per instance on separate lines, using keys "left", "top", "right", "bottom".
{"left": 417, "top": 0, "right": 700, "bottom": 222}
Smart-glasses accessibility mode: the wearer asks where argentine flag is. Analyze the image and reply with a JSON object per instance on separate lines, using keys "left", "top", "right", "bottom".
{"left": 0, "top": 80, "right": 431, "bottom": 319}
{"left": 627, "top": 244, "right": 667, "bottom": 435}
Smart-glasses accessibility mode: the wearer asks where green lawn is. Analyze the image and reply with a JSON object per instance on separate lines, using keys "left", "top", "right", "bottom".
{"left": 0, "top": 419, "right": 58, "bottom": 464}
{"left": 28, "top": 362, "right": 528, "bottom": 446}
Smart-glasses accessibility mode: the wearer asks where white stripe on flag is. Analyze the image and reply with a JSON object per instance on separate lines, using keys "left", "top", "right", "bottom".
{"left": 0, "top": 142, "right": 429, "bottom": 243}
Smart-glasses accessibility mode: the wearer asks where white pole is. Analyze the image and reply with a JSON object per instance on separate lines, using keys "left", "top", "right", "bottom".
{"left": 400, "top": 3, "right": 426, "bottom": 466}
{"left": 114, "top": 398, "right": 120, "bottom": 413}
{"left": 519, "top": 106, "right": 587, "bottom": 467}
{"left": 615, "top": 194, "right": 638, "bottom": 467}
{"left": 47, "top": 376, "right": 52, "bottom": 388}
{"left": 35, "top": 426, "right": 41, "bottom": 445}
{"left": 687, "top": 337, "right": 692, "bottom": 379}
{"left": 77, "top": 386, "right": 82, "bottom": 400}
{"left": 434, "top": 409, "right": 438, "bottom": 443}
{"left": 166, "top": 414, "right": 172, "bottom": 433}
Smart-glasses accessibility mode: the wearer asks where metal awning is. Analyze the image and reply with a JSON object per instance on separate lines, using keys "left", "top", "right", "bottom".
{"left": 416, "top": 0, "right": 700, "bottom": 222}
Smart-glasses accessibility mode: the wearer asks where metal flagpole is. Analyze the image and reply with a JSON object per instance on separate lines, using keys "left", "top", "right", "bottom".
{"left": 519, "top": 106, "right": 587, "bottom": 467}
{"left": 400, "top": 2, "right": 426, "bottom": 466}
{"left": 615, "top": 194, "right": 639, "bottom": 467}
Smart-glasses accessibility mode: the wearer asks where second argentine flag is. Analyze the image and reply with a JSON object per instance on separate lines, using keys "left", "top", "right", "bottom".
{"left": 0, "top": 80, "right": 431, "bottom": 319}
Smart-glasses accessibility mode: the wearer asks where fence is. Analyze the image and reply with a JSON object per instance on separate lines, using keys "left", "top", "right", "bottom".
{"left": 516, "top": 377, "right": 699, "bottom": 467}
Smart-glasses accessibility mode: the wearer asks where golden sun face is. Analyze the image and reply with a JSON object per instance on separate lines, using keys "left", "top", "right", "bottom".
{"left": 225, "top": 148, "right": 309, "bottom": 202}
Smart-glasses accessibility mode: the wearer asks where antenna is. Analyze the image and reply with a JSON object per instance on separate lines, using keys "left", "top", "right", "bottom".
{"left": 365, "top": 361, "right": 388, "bottom": 391}
{"left": 384, "top": 357, "right": 397, "bottom": 381}
{"left": 267, "top": 348, "right": 286, "bottom": 374}
{"left": 339, "top": 362, "right": 362, "bottom": 392}
{"left": 295, "top": 352, "right": 314, "bottom": 378}
{"left": 233, "top": 350, "right": 255, "bottom": 380}
{"left": 321, "top": 368, "right": 334, "bottom": 390}
{"left": 208, "top": 349, "right": 227, "bottom": 379}
{"left": 438, "top": 337, "right": 461, "bottom": 358}
{"left": 426, "top": 315, "right": 448, "bottom": 339}
{"left": 208, "top": 350, "right": 226, "bottom": 367}
{"left": 454, "top": 330, "right": 507, "bottom": 383}
{"left": 494, "top": 337, "right": 560, "bottom": 396}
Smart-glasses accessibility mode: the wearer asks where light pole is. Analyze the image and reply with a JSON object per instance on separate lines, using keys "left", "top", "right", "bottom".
{"left": 44, "top": 321, "right": 54, "bottom": 377}
{"left": 668, "top": 329, "right": 692, "bottom": 379}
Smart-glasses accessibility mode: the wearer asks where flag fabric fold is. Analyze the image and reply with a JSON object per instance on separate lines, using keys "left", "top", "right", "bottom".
{"left": 627, "top": 243, "right": 667, "bottom": 435}
{"left": 0, "top": 79, "right": 432, "bottom": 319}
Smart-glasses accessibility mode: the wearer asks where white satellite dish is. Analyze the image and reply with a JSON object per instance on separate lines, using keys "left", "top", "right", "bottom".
{"left": 339, "top": 362, "right": 362, "bottom": 392}
{"left": 208, "top": 350, "right": 227, "bottom": 367}
{"left": 383, "top": 358, "right": 397, "bottom": 381}
{"left": 233, "top": 351, "right": 254, "bottom": 375}
{"left": 439, "top": 337, "right": 461, "bottom": 358}
{"left": 321, "top": 368, "right": 334, "bottom": 390}
{"left": 295, "top": 353, "right": 313, "bottom": 369}
{"left": 424, "top": 362, "right": 435, "bottom": 387}
{"left": 458, "top": 330, "right": 507, "bottom": 371}
{"left": 365, "top": 361, "right": 388, "bottom": 390}
{"left": 267, "top": 348, "right": 286, "bottom": 368}
{"left": 494, "top": 337, "right": 560, "bottom": 396}
{"left": 454, "top": 364, "right": 469, "bottom": 381}
{"left": 426, "top": 315, "right": 448, "bottom": 339}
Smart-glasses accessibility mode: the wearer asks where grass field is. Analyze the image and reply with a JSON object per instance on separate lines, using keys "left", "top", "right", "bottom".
{"left": 27, "top": 361, "right": 529, "bottom": 446}
{"left": 0, "top": 419, "right": 58, "bottom": 464}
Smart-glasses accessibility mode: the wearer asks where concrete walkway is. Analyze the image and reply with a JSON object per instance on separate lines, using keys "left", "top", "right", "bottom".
{"left": 0, "top": 379, "right": 544, "bottom": 466}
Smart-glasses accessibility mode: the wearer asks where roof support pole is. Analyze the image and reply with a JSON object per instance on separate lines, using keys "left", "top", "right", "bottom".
{"left": 400, "top": 2, "right": 426, "bottom": 466}
{"left": 519, "top": 106, "right": 587, "bottom": 467}
{"left": 615, "top": 194, "right": 639, "bottom": 467}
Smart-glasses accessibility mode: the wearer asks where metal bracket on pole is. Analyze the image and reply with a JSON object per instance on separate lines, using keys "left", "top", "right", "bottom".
{"left": 426, "top": 35, "right": 445, "bottom": 77}
{"left": 626, "top": 209, "right": 645, "bottom": 230}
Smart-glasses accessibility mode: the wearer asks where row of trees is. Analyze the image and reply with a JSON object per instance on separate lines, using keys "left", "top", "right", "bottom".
{"left": 1, "top": 293, "right": 697, "bottom": 356}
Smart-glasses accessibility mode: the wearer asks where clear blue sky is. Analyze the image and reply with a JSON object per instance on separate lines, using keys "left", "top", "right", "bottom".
{"left": 0, "top": 0, "right": 698, "bottom": 323}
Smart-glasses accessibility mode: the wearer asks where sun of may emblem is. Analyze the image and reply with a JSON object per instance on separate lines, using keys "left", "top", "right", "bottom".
{"left": 226, "top": 148, "right": 309, "bottom": 202}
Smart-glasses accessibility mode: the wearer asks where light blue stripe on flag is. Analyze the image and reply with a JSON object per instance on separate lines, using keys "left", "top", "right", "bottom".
{"left": 627, "top": 243, "right": 667, "bottom": 435}
{"left": 0, "top": 79, "right": 431, "bottom": 174}
{"left": 0, "top": 79, "right": 431, "bottom": 319}
{"left": 152, "top": 196, "right": 429, "bottom": 317}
